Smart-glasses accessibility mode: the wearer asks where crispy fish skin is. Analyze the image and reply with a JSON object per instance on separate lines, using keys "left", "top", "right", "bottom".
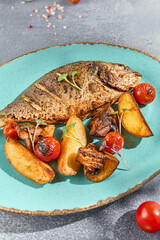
{"left": 0, "top": 61, "right": 142, "bottom": 127}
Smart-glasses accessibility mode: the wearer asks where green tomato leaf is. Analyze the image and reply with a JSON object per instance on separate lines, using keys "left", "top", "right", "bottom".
{"left": 58, "top": 73, "right": 68, "bottom": 82}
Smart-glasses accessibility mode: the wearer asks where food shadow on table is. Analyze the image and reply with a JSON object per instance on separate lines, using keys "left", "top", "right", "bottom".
{"left": 0, "top": 203, "right": 108, "bottom": 234}
{"left": 114, "top": 210, "right": 160, "bottom": 240}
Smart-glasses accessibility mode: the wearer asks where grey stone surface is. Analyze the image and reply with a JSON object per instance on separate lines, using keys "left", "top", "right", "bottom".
{"left": 0, "top": 0, "right": 160, "bottom": 239}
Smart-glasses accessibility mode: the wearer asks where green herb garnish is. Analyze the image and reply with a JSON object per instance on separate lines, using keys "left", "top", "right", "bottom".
{"left": 35, "top": 119, "right": 48, "bottom": 126}
{"left": 58, "top": 72, "right": 81, "bottom": 91}
{"left": 111, "top": 111, "right": 119, "bottom": 115}
{"left": 0, "top": 113, "right": 7, "bottom": 116}
{"left": 62, "top": 122, "right": 84, "bottom": 147}
{"left": 58, "top": 73, "right": 68, "bottom": 82}
{"left": 122, "top": 108, "right": 131, "bottom": 112}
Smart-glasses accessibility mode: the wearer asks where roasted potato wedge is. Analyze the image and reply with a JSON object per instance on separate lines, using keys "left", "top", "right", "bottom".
{"left": 5, "top": 137, "right": 55, "bottom": 184}
{"left": 118, "top": 92, "right": 153, "bottom": 137}
{"left": 57, "top": 116, "right": 87, "bottom": 176}
{"left": 76, "top": 143, "right": 119, "bottom": 182}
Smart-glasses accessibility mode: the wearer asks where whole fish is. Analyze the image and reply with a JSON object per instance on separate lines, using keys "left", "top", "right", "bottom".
{"left": 0, "top": 61, "right": 142, "bottom": 127}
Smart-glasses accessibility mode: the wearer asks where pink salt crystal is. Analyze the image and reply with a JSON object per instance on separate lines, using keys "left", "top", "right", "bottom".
{"left": 58, "top": 15, "right": 63, "bottom": 19}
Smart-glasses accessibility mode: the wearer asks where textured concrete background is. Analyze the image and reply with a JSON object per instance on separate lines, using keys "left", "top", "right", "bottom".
{"left": 0, "top": 0, "right": 160, "bottom": 239}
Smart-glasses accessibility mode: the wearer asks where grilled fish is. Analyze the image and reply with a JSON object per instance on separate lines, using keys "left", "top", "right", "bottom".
{"left": 0, "top": 61, "right": 142, "bottom": 128}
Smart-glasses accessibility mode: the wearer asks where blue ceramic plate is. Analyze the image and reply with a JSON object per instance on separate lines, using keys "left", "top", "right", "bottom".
{"left": 0, "top": 42, "right": 160, "bottom": 215}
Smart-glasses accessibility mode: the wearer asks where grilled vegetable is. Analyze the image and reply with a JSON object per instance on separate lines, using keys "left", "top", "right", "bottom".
{"left": 100, "top": 132, "right": 124, "bottom": 153}
{"left": 133, "top": 83, "right": 156, "bottom": 105}
{"left": 3, "top": 121, "right": 19, "bottom": 139}
{"left": 57, "top": 116, "right": 87, "bottom": 176}
{"left": 34, "top": 137, "right": 61, "bottom": 162}
{"left": 0, "top": 61, "right": 142, "bottom": 128}
{"left": 4, "top": 137, "right": 55, "bottom": 184}
{"left": 17, "top": 124, "right": 55, "bottom": 151}
{"left": 87, "top": 106, "right": 119, "bottom": 137}
{"left": 76, "top": 143, "right": 119, "bottom": 182}
{"left": 118, "top": 92, "right": 153, "bottom": 137}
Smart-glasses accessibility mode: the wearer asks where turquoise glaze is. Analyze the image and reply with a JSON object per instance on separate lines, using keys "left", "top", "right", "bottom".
{"left": 0, "top": 43, "right": 160, "bottom": 214}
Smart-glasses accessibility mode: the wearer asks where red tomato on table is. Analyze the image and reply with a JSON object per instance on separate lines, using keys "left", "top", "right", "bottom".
{"left": 69, "top": 0, "right": 81, "bottom": 3}
{"left": 101, "top": 132, "right": 124, "bottom": 153}
{"left": 34, "top": 137, "right": 61, "bottom": 162}
{"left": 3, "top": 121, "right": 19, "bottom": 139}
{"left": 133, "top": 83, "right": 156, "bottom": 105}
{"left": 136, "top": 201, "right": 160, "bottom": 233}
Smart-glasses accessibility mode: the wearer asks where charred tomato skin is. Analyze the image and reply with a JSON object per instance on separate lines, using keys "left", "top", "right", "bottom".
{"left": 101, "top": 132, "right": 124, "bottom": 153}
{"left": 34, "top": 137, "right": 61, "bottom": 162}
{"left": 133, "top": 83, "right": 156, "bottom": 105}
{"left": 136, "top": 201, "right": 160, "bottom": 233}
{"left": 3, "top": 121, "right": 19, "bottom": 139}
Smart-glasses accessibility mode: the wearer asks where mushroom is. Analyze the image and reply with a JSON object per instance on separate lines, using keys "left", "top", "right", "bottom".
{"left": 76, "top": 143, "right": 119, "bottom": 182}
{"left": 87, "top": 106, "right": 119, "bottom": 137}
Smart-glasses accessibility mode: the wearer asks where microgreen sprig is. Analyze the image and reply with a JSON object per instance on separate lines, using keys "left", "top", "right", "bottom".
{"left": 58, "top": 72, "right": 81, "bottom": 91}
{"left": 35, "top": 119, "right": 48, "bottom": 126}
{"left": 0, "top": 113, "right": 7, "bottom": 117}
{"left": 111, "top": 108, "right": 131, "bottom": 134}
{"left": 62, "top": 122, "right": 85, "bottom": 147}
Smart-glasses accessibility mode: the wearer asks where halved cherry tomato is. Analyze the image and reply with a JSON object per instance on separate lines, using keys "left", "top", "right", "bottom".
{"left": 69, "top": 0, "right": 81, "bottom": 3}
{"left": 133, "top": 83, "right": 156, "bottom": 105}
{"left": 3, "top": 121, "right": 19, "bottom": 139}
{"left": 34, "top": 137, "right": 61, "bottom": 162}
{"left": 101, "top": 132, "right": 124, "bottom": 153}
{"left": 136, "top": 201, "right": 160, "bottom": 233}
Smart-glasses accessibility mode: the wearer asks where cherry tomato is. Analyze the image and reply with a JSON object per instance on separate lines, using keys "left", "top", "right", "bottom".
{"left": 101, "top": 132, "right": 124, "bottom": 153}
{"left": 69, "top": 0, "right": 81, "bottom": 3}
{"left": 34, "top": 137, "right": 61, "bottom": 162}
{"left": 3, "top": 121, "right": 19, "bottom": 139}
{"left": 136, "top": 201, "right": 160, "bottom": 233}
{"left": 133, "top": 83, "right": 156, "bottom": 105}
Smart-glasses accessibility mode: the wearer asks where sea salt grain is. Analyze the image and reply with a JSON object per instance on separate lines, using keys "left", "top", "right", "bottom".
{"left": 54, "top": 32, "right": 57, "bottom": 36}
{"left": 58, "top": 15, "right": 63, "bottom": 20}
{"left": 11, "top": 6, "right": 14, "bottom": 10}
{"left": 21, "top": 1, "right": 25, "bottom": 4}
{"left": 50, "top": 11, "right": 55, "bottom": 16}
{"left": 53, "top": 25, "right": 56, "bottom": 28}
{"left": 42, "top": 14, "right": 48, "bottom": 19}
{"left": 63, "top": 26, "right": 67, "bottom": 29}
{"left": 78, "top": 15, "right": 82, "bottom": 19}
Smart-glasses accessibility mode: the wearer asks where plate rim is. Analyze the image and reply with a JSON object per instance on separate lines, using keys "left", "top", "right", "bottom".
{"left": 0, "top": 41, "right": 160, "bottom": 216}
